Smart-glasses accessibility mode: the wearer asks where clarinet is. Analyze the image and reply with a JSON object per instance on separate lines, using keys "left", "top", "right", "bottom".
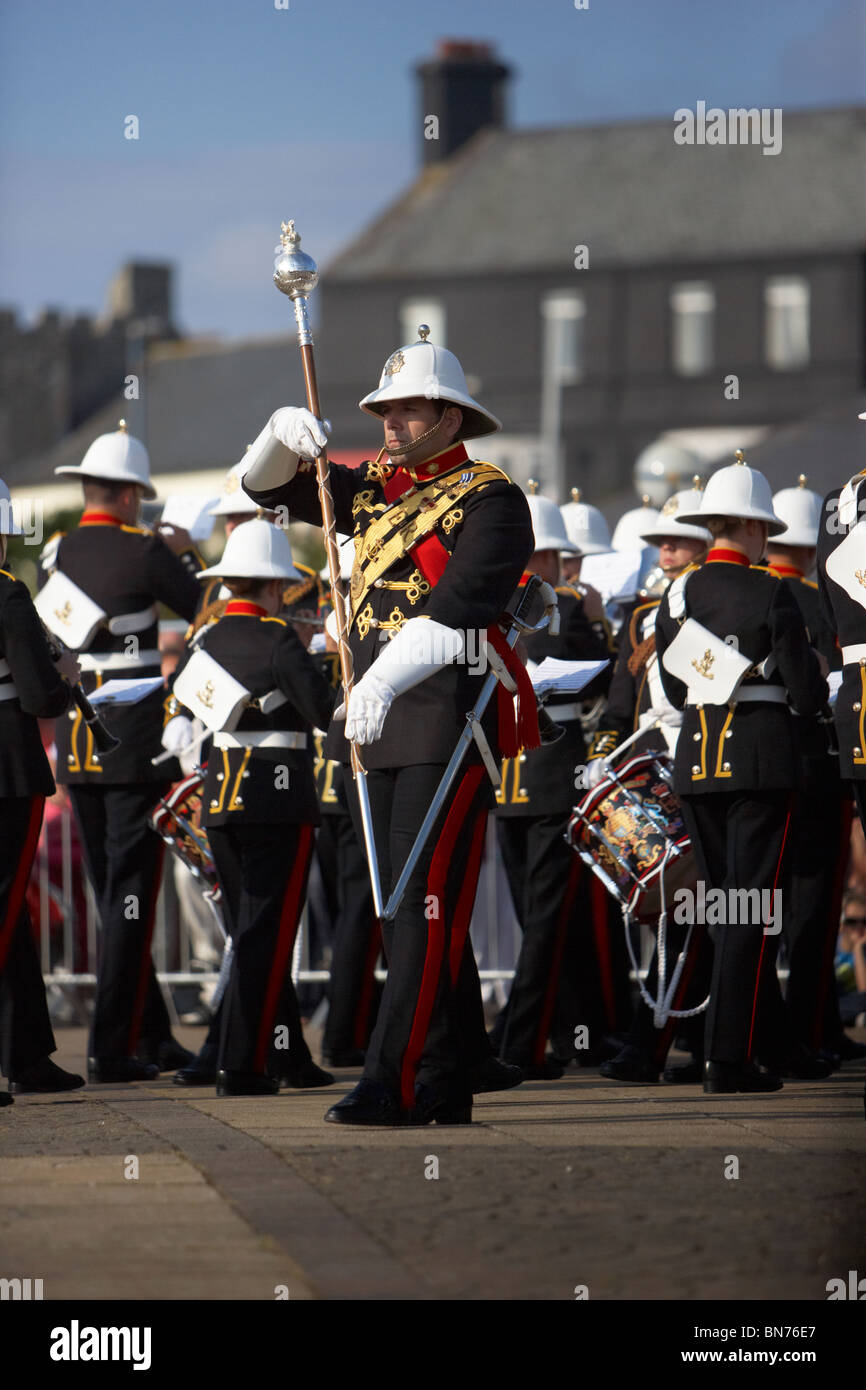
{"left": 39, "top": 623, "right": 120, "bottom": 755}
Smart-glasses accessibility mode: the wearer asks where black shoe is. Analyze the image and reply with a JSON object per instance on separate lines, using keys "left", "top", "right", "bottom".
{"left": 173, "top": 1044, "right": 218, "bottom": 1087}
{"left": 830, "top": 1035, "right": 866, "bottom": 1062}
{"left": 323, "top": 1048, "right": 366, "bottom": 1068}
{"left": 662, "top": 1057, "right": 704, "bottom": 1084}
{"left": 600, "top": 1046, "right": 660, "bottom": 1084}
{"left": 468, "top": 1056, "right": 523, "bottom": 1094}
{"left": 765, "top": 1045, "right": 833, "bottom": 1080}
{"left": 87, "top": 1056, "right": 159, "bottom": 1083}
{"left": 279, "top": 1060, "right": 335, "bottom": 1089}
{"left": 515, "top": 1055, "right": 564, "bottom": 1081}
{"left": 137, "top": 1038, "right": 196, "bottom": 1073}
{"left": 410, "top": 1080, "right": 473, "bottom": 1126}
{"left": 9, "top": 1057, "right": 86, "bottom": 1094}
{"left": 0, "top": 1092, "right": 13, "bottom": 1107}
{"left": 324, "top": 1078, "right": 405, "bottom": 1127}
{"left": 216, "top": 1070, "right": 279, "bottom": 1097}
{"left": 703, "top": 1060, "right": 782, "bottom": 1094}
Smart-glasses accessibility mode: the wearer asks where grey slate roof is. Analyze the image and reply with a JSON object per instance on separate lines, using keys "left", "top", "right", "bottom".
{"left": 327, "top": 107, "right": 866, "bottom": 280}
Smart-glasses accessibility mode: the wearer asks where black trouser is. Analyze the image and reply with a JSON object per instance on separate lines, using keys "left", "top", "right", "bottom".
{"left": 346, "top": 763, "right": 492, "bottom": 1109}
{"left": 627, "top": 920, "right": 713, "bottom": 1066}
{"left": 318, "top": 812, "right": 381, "bottom": 1058}
{"left": 69, "top": 783, "right": 171, "bottom": 1060}
{"left": 497, "top": 816, "right": 632, "bottom": 1066}
{"left": 208, "top": 820, "right": 315, "bottom": 1076}
{"left": 680, "top": 791, "right": 792, "bottom": 1066}
{"left": 0, "top": 797, "right": 55, "bottom": 1076}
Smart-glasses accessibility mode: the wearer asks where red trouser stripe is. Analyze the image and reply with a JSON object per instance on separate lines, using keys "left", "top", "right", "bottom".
{"left": 254, "top": 824, "right": 315, "bottom": 1073}
{"left": 747, "top": 803, "right": 792, "bottom": 1060}
{"left": 399, "top": 766, "right": 485, "bottom": 1111}
{"left": 532, "top": 850, "right": 583, "bottom": 1066}
{"left": 448, "top": 808, "right": 488, "bottom": 986}
{"left": 127, "top": 839, "right": 166, "bottom": 1055}
{"left": 591, "top": 875, "right": 616, "bottom": 1030}
{"left": 811, "top": 797, "right": 853, "bottom": 1051}
{"left": 0, "top": 797, "right": 45, "bottom": 976}
{"left": 352, "top": 915, "right": 384, "bottom": 1051}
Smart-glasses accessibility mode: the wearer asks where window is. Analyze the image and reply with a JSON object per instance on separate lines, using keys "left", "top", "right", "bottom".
{"left": 670, "top": 282, "right": 715, "bottom": 376}
{"left": 541, "top": 290, "right": 586, "bottom": 383}
{"left": 399, "top": 299, "right": 446, "bottom": 348}
{"left": 764, "top": 276, "right": 809, "bottom": 369}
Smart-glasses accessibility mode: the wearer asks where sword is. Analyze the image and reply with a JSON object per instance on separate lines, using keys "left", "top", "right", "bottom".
{"left": 273, "top": 220, "right": 383, "bottom": 917}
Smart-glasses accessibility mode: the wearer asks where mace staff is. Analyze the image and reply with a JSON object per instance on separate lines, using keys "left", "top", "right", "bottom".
{"left": 273, "top": 219, "right": 384, "bottom": 918}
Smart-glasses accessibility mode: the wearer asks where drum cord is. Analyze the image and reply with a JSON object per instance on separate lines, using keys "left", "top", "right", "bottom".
{"left": 623, "top": 848, "right": 710, "bottom": 1027}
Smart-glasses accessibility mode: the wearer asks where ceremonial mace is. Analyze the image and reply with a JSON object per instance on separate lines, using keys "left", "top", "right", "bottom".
{"left": 273, "top": 220, "right": 384, "bottom": 917}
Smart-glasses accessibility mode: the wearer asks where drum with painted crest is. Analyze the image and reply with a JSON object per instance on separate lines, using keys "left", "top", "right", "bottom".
{"left": 149, "top": 772, "right": 220, "bottom": 898}
{"left": 567, "top": 752, "right": 697, "bottom": 918}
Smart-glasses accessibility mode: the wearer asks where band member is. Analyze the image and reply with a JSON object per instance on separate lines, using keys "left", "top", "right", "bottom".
{"left": 558, "top": 488, "right": 611, "bottom": 586}
{"left": 763, "top": 479, "right": 848, "bottom": 1074}
{"left": 0, "top": 478, "right": 85, "bottom": 1101}
{"left": 39, "top": 421, "right": 202, "bottom": 1083}
{"left": 654, "top": 453, "right": 827, "bottom": 1093}
{"left": 494, "top": 486, "right": 618, "bottom": 1077}
{"left": 587, "top": 485, "right": 713, "bottom": 1084}
{"left": 168, "top": 519, "right": 335, "bottom": 1095}
{"left": 242, "top": 327, "right": 536, "bottom": 1125}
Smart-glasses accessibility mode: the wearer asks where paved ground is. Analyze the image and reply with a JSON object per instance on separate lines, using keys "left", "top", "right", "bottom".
{"left": 1, "top": 1026, "right": 864, "bottom": 1302}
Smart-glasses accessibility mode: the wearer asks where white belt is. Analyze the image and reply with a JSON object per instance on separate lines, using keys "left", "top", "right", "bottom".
{"left": 79, "top": 649, "right": 162, "bottom": 672}
{"left": 212, "top": 730, "right": 308, "bottom": 750}
{"left": 686, "top": 686, "right": 787, "bottom": 706}
{"left": 546, "top": 701, "right": 583, "bottom": 722}
{"left": 106, "top": 604, "right": 158, "bottom": 636}
{"left": 0, "top": 682, "right": 18, "bottom": 702}
{"left": 842, "top": 644, "right": 866, "bottom": 666}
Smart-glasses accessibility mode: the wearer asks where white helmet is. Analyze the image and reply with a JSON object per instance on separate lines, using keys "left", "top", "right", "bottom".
{"left": 197, "top": 518, "right": 301, "bottom": 580}
{"left": 559, "top": 489, "right": 611, "bottom": 555}
{"left": 633, "top": 439, "right": 699, "bottom": 507}
{"left": 612, "top": 497, "right": 661, "bottom": 552}
{"left": 639, "top": 484, "right": 712, "bottom": 546}
{"left": 55, "top": 419, "right": 156, "bottom": 500}
{"left": 319, "top": 533, "right": 354, "bottom": 582}
{"left": 677, "top": 450, "right": 785, "bottom": 535}
{"left": 0, "top": 478, "right": 23, "bottom": 536}
{"left": 526, "top": 484, "right": 579, "bottom": 554}
{"left": 359, "top": 325, "right": 501, "bottom": 440}
{"left": 209, "top": 456, "right": 269, "bottom": 517}
{"left": 770, "top": 476, "right": 823, "bottom": 548}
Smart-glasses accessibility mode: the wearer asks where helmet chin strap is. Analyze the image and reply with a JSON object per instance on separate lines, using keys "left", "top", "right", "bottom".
{"left": 385, "top": 408, "right": 447, "bottom": 459}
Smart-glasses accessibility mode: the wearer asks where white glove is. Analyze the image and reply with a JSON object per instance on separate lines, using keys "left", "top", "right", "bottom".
{"left": 271, "top": 407, "right": 330, "bottom": 459}
{"left": 342, "top": 617, "right": 465, "bottom": 745}
{"left": 646, "top": 704, "right": 683, "bottom": 729}
{"left": 585, "top": 758, "right": 609, "bottom": 789}
{"left": 162, "top": 715, "right": 194, "bottom": 755}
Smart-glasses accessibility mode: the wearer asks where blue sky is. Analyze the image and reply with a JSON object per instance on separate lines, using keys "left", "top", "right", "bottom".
{"left": 1, "top": 0, "right": 863, "bottom": 337}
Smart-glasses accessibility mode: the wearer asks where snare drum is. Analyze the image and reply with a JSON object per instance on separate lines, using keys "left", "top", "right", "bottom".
{"left": 567, "top": 752, "right": 697, "bottom": 917}
{"left": 149, "top": 773, "right": 219, "bottom": 894}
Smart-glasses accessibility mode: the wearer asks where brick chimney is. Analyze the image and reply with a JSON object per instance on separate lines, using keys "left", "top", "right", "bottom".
{"left": 416, "top": 39, "right": 511, "bottom": 166}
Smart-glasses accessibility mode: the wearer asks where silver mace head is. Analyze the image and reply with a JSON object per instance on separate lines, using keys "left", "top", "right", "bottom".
{"left": 273, "top": 219, "right": 318, "bottom": 300}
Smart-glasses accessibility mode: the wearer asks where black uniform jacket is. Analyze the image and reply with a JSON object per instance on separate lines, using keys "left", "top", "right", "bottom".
{"left": 171, "top": 603, "right": 334, "bottom": 828}
{"left": 312, "top": 652, "right": 347, "bottom": 817}
{"left": 496, "top": 583, "right": 609, "bottom": 817}
{"left": 0, "top": 568, "right": 73, "bottom": 797}
{"left": 41, "top": 515, "right": 201, "bottom": 784}
{"left": 654, "top": 554, "right": 827, "bottom": 796}
{"left": 588, "top": 596, "right": 667, "bottom": 763}
{"left": 817, "top": 481, "right": 866, "bottom": 778}
{"left": 768, "top": 562, "right": 840, "bottom": 788}
{"left": 245, "top": 440, "right": 534, "bottom": 769}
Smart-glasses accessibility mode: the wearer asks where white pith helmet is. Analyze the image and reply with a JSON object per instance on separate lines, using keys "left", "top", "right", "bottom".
{"left": 612, "top": 496, "right": 661, "bottom": 551}
{"left": 210, "top": 454, "right": 271, "bottom": 517}
{"left": 0, "top": 478, "right": 23, "bottom": 536}
{"left": 55, "top": 419, "right": 156, "bottom": 500}
{"left": 559, "top": 488, "right": 611, "bottom": 555}
{"left": 359, "top": 325, "right": 501, "bottom": 440}
{"left": 639, "top": 479, "right": 712, "bottom": 546}
{"left": 677, "top": 449, "right": 785, "bottom": 535}
{"left": 525, "top": 481, "right": 580, "bottom": 554}
{"left": 197, "top": 518, "right": 301, "bottom": 580}
{"left": 770, "top": 476, "right": 823, "bottom": 548}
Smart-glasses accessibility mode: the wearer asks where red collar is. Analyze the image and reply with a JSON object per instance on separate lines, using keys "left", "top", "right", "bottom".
{"left": 79, "top": 510, "right": 123, "bottom": 528}
{"left": 224, "top": 599, "right": 268, "bottom": 618}
{"left": 768, "top": 562, "right": 804, "bottom": 579}
{"left": 383, "top": 442, "right": 470, "bottom": 503}
{"left": 706, "top": 546, "right": 750, "bottom": 567}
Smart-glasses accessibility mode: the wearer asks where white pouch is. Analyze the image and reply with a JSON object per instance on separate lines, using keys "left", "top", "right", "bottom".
{"left": 34, "top": 570, "right": 107, "bottom": 650}
{"left": 661, "top": 618, "right": 752, "bottom": 705}
{"left": 173, "top": 649, "right": 251, "bottom": 732}
{"left": 825, "top": 520, "right": 866, "bottom": 609}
